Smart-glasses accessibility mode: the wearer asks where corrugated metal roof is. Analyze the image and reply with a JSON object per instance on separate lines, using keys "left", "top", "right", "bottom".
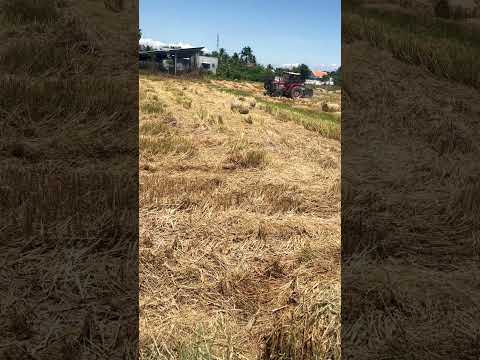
{"left": 139, "top": 47, "right": 205, "bottom": 56}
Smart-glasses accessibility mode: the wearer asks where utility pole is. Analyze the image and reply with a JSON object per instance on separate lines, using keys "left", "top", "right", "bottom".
{"left": 216, "top": 33, "right": 219, "bottom": 53}
{"left": 174, "top": 51, "right": 177, "bottom": 75}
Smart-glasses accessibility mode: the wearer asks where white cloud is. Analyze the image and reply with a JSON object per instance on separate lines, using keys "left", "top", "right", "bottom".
{"left": 172, "top": 41, "right": 195, "bottom": 48}
{"left": 314, "top": 63, "right": 340, "bottom": 71}
{"left": 139, "top": 38, "right": 195, "bottom": 49}
{"left": 280, "top": 63, "right": 300, "bottom": 69}
{"left": 139, "top": 38, "right": 166, "bottom": 49}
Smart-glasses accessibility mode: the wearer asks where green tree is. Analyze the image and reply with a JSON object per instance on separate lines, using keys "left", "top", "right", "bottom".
{"left": 292, "top": 64, "right": 312, "bottom": 81}
{"left": 215, "top": 47, "right": 270, "bottom": 82}
{"left": 231, "top": 52, "right": 240, "bottom": 63}
{"left": 240, "top": 46, "right": 256, "bottom": 65}
{"left": 138, "top": 29, "right": 142, "bottom": 51}
{"left": 329, "top": 67, "right": 342, "bottom": 86}
{"left": 218, "top": 48, "right": 229, "bottom": 63}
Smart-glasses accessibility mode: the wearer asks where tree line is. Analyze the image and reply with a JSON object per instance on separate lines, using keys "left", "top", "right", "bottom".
{"left": 208, "top": 46, "right": 318, "bottom": 83}
{"left": 137, "top": 32, "right": 341, "bottom": 85}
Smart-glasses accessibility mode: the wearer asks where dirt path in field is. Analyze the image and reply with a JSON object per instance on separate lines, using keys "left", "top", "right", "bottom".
{"left": 139, "top": 76, "right": 340, "bottom": 359}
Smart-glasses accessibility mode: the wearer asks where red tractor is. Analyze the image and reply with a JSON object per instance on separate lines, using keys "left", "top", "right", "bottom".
{"left": 264, "top": 71, "right": 313, "bottom": 99}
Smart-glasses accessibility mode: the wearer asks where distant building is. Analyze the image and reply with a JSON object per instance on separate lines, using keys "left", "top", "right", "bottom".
{"left": 197, "top": 55, "right": 218, "bottom": 73}
{"left": 139, "top": 46, "right": 218, "bottom": 74}
{"left": 312, "top": 70, "right": 328, "bottom": 79}
{"left": 306, "top": 70, "right": 334, "bottom": 86}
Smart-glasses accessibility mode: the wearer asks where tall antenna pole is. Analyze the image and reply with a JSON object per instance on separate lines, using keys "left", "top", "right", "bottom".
{"left": 217, "top": 33, "right": 220, "bottom": 53}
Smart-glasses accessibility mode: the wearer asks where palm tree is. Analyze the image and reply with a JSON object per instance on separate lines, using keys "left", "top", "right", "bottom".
{"left": 218, "top": 48, "right": 229, "bottom": 63}
{"left": 232, "top": 52, "right": 240, "bottom": 63}
{"left": 240, "top": 46, "right": 256, "bottom": 65}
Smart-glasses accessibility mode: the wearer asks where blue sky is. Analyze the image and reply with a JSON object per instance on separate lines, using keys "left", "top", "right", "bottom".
{"left": 139, "top": 0, "right": 340, "bottom": 71}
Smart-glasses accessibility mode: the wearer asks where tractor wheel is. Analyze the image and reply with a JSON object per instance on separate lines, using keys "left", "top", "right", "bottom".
{"left": 290, "top": 87, "right": 303, "bottom": 99}
{"left": 272, "top": 89, "right": 282, "bottom": 97}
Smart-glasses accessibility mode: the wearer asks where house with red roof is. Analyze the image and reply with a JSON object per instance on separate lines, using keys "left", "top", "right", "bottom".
{"left": 312, "top": 70, "right": 328, "bottom": 79}
{"left": 306, "top": 70, "right": 334, "bottom": 86}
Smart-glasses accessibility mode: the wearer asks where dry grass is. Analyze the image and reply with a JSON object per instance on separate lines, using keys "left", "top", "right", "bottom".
{"left": 342, "top": 14, "right": 480, "bottom": 356}
{"left": 0, "top": 0, "right": 59, "bottom": 24}
{"left": 140, "top": 135, "right": 195, "bottom": 158}
{"left": 225, "top": 140, "right": 267, "bottom": 169}
{"left": 343, "top": 1, "right": 480, "bottom": 89}
{"left": 0, "top": 0, "right": 138, "bottom": 358}
{"left": 210, "top": 83, "right": 341, "bottom": 140}
{"left": 262, "top": 283, "right": 340, "bottom": 360}
{"left": 139, "top": 74, "right": 340, "bottom": 359}
{"left": 226, "top": 148, "right": 267, "bottom": 168}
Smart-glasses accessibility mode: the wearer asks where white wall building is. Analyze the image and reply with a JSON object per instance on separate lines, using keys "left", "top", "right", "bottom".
{"left": 195, "top": 55, "right": 218, "bottom": 74}
{"left": 306, "top": 77, "right": 334, "bottom": 86}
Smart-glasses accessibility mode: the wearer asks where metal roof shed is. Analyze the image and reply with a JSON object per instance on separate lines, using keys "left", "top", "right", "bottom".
{"left": 139, "top": 47, "right": 205, "bottom": 74}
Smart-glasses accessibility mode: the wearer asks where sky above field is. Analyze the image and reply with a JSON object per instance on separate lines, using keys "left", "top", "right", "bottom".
{"left": 139, "top": 0, "right": 341, "bottom": 71}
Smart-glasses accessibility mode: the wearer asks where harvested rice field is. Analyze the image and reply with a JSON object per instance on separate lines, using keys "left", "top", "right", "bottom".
{"left": 139, "top": 75, "right": 341, "bottom": 359}
{"left": 342, "top": 1, "right": 480, "bottom": 357}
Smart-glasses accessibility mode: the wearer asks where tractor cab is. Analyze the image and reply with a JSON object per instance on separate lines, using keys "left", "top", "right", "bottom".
{"left": 282, "top": 71, "right": 302, "bottom": 83}
{"left": 272, "top": 72, "right": 302, "bottom": 85}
